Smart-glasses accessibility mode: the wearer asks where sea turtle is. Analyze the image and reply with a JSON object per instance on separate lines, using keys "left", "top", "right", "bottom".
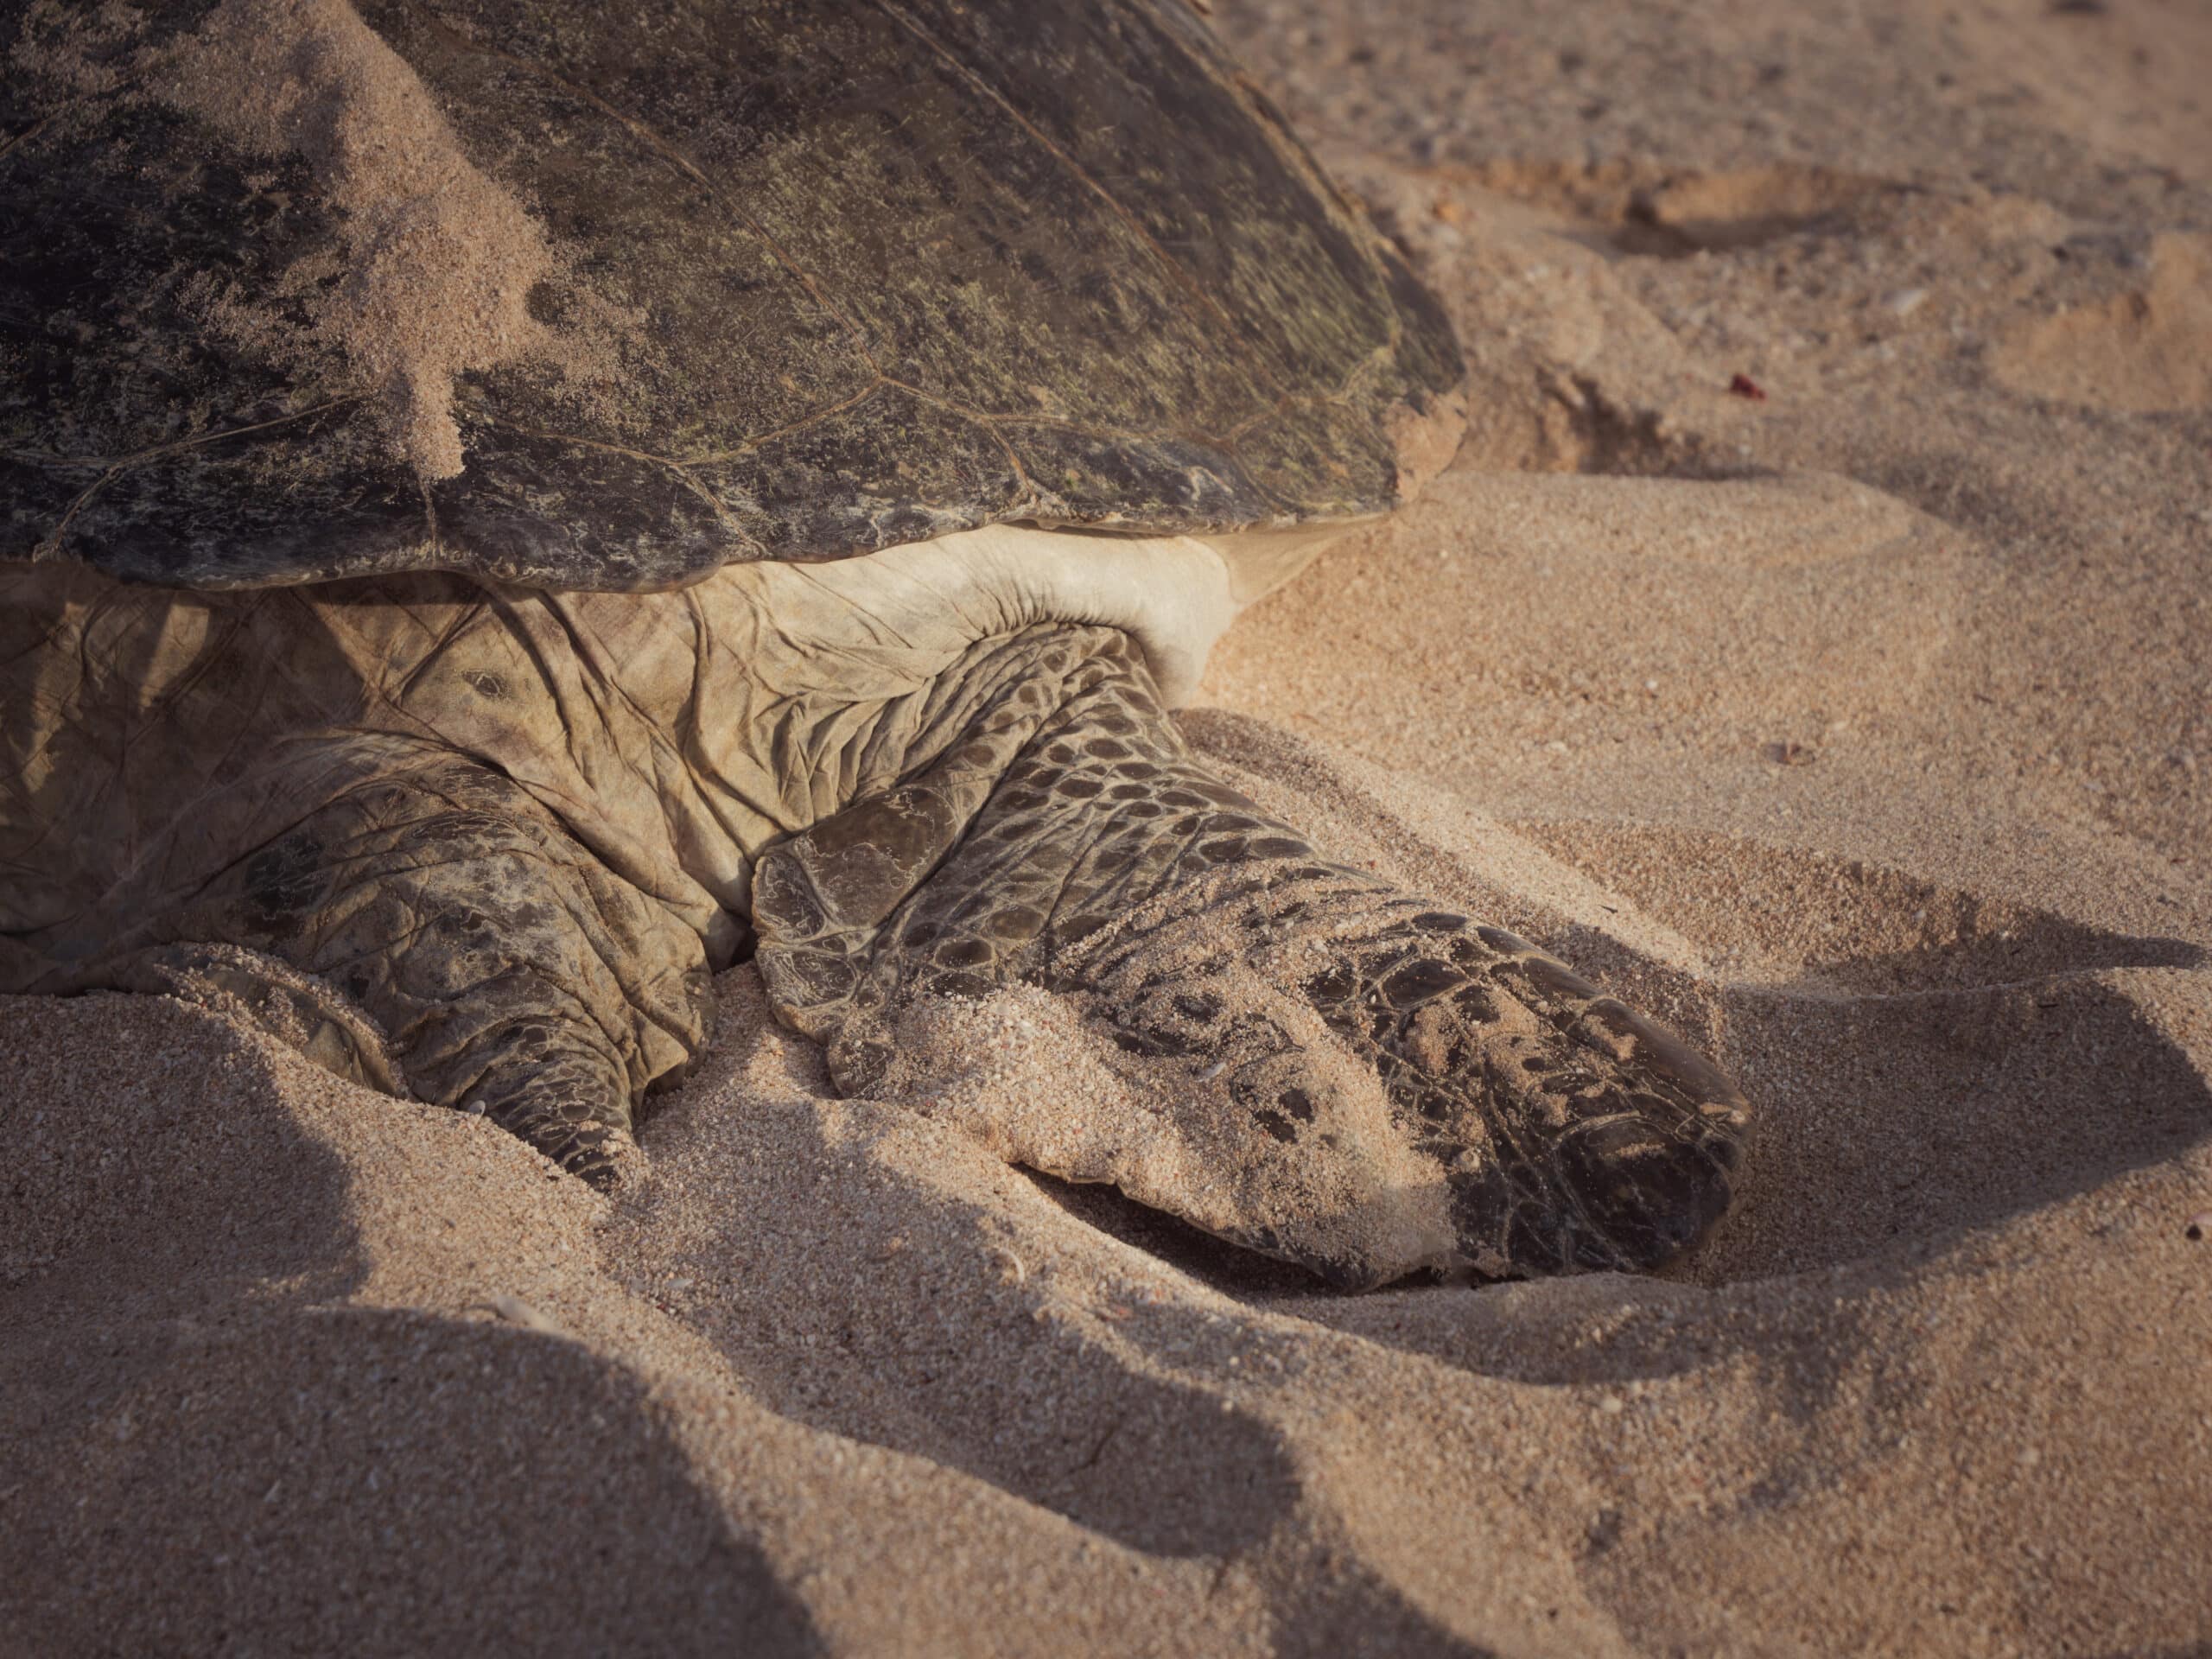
{"left": 0, "top": 0, "right": 1749, "bottom": 1286}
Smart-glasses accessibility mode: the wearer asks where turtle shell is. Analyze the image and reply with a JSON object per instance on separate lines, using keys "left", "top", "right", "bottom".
{"left": 1, "top": 0, "right": 1463, "bottom": 591}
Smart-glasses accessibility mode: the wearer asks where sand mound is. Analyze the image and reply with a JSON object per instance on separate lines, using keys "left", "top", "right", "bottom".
{"left": 1992, "top": 233, "right": 2212, "bottom": 414}
{"left": 8, "top": 0, "right": 2212, "bottom": 1650}
{"left": 5, "top": 722, "right": 2209, "bottom": 1650}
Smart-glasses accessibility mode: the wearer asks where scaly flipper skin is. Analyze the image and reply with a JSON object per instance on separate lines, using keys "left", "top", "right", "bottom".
{"left": 132, "top": 753, "right": 714, "bottom": 1181}
{"left": 0, "top": 539, "right": 1229, "bottom": 1191}
{"left": 754, "top": 627, "right": 1749, "bottom": 1284}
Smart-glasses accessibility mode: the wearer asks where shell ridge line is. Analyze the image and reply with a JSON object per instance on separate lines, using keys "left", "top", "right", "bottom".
{"left": 865, "top": 0, "right": 1289, "bottom": 406}
{"left": 401, "top": 1, "right": 1038, "bottom": 498}
{"left": 0, "top": 114, "right": 51, "bottom": 164}
{"left": 10, "top": 398, "right": 361, "bottom": 473}
{"left": 398, "top": 0, "right": 873, "bottom": 359}
{"left": 24, "top": 400, "right": 361, "bottom": 563}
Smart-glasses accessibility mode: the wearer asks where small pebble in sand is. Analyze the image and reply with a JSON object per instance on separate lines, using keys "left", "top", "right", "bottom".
{"left": 482, "top": 1294, "right": 568, "bottom": 1338}
{"left": 1728, "top": 372, "right": 1769, "bottom": 400}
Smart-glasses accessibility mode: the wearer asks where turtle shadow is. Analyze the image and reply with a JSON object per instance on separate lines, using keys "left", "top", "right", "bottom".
{"left": 1698, "top": 958, "right": 2212, "bottom": 1282}
{"left": 1497, "top": 821, "right": 2212, "bottom": 1282}
{"left": 1027, "top": 1169, "right": 1327, "bottom": 1298}
{"left": 1513, "top": 818, "right": 2208, "bottom": 995}
{"left": 1796, "top": 912, "right": 2202, "bottom": 994}
{"left": 1020, "top": 886, "right": 2209, "bottom": 1403}
{"left": 0, "top": 994, "right": 817, "bottom": 1657}
{"left": 1, "top": 1306, "right": 819, "bottom": 1657}
{"left": 1554, "top": 907, "right": 2203, "bottom": 1002}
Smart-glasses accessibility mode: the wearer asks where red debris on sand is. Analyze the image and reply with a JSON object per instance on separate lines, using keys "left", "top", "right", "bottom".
{"left": 1728, "top": 372, "right": 1768, "bottom": 400}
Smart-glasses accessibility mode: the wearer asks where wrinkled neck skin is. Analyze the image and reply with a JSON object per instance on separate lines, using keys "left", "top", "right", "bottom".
{"left": 0, "top": 523, "right": 1338, "bottom": 978}
{"left": 537, "top": 521, "right": 1372, "bottom": 968}
{"left": 658, "top": 520, "right": 1349, "bottom": 881}
{"left": 633, "top": 524, "right": 1246, "bottom": 920}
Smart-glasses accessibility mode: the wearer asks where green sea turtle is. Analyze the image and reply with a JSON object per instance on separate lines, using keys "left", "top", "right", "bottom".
{"left": 0, "top": 0, "right": 1749, "bottom": 1286}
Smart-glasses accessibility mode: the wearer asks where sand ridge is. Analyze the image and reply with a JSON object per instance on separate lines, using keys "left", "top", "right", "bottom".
{"left": 6, "top": 0, "right": 2212, "bottom": 1651}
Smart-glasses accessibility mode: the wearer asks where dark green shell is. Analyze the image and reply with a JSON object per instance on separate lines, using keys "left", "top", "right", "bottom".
{"left": 1, "top": 0, "right": 1463, "bottom": 590}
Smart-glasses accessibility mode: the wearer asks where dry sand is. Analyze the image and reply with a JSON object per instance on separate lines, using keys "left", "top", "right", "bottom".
{"left": 6, "top": 0, "right": 2212, "bottom": 1652}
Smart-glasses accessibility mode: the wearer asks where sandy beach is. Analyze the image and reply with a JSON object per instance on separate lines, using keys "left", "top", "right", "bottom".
{"left": 5, "top": 0, "right": 2210, "bottom": 1652}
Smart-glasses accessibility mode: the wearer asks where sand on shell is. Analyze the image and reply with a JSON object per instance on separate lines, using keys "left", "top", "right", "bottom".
{"left": 6, "top": 0, "right": 2212, "bottom": 1653}
{"left": 17, "top": 0, "right": 627, "bottom": 480}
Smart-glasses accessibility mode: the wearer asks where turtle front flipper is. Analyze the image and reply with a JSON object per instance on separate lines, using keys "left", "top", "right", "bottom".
{"left": 754, "top": 626, "right": 1749, "bottom": 1287}
{"left": 136, "top": 754, "right": 713, "bottom": 1185}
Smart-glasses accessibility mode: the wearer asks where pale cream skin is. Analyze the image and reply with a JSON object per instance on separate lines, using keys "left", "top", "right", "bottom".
{"left": 0, "top": 517, "right": 1750, "bottom": 1284}
{"left": 0, "top": 523, "right": 1332, "bottom": 984}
